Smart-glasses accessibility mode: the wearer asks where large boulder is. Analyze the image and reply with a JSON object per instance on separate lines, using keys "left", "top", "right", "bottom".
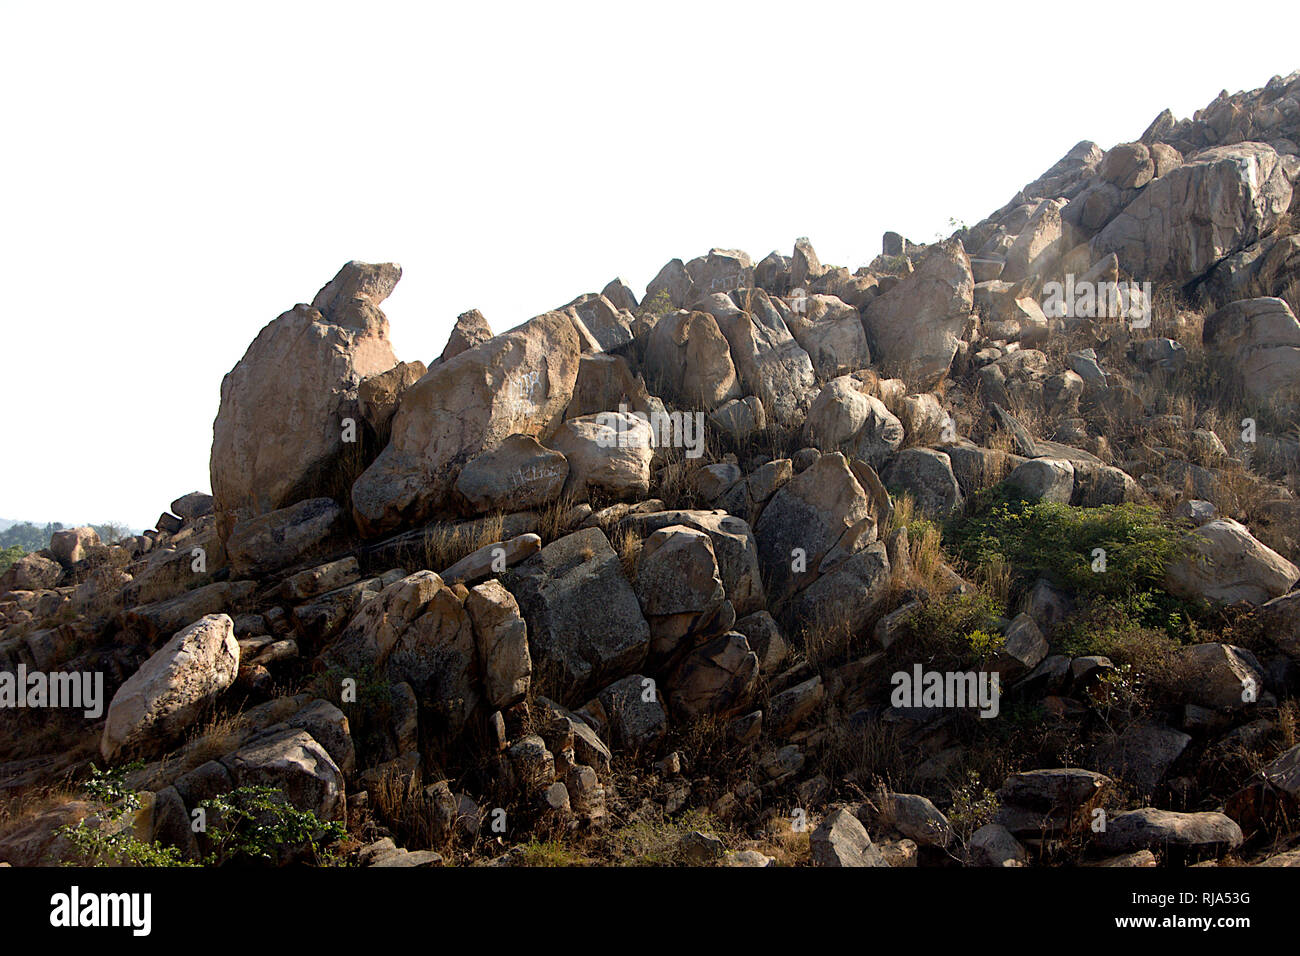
{"left": 101, "top": 614, "right": 240, "bottom": 759}
{"left": 1091, "top": 143, "right": 1293, "bottom": 285}
{"left": 1202, "top": 297, "right": 1300, "bottom": 400}
{"left": 804, "top": 376, "right": 873, "bottom": 448}
{"left": 1165, "top": 518, "right": 1300, "bottom": 605}
{"left": 642, "top": 309, "right": 740, "bottom": 410}
{"left": 221, "top": 727, "right": 346, "bottom": 823}
{"left": 862, "top": 239, "right": 974, "bottom": 388}
{"left": 686, "top": 248, "right": 754, "bottom": 298}
{"left": 454, "top": 435, "right": 568, "bottom": 515}
{"left": 49, "top": 526, "right": 101, "bottom": 566}
{"left": 1095, "top": 808, "right": 1243, "bottom": 856}
{"left": 358, "top": 360, "right": 427, "bottom": 433}
{"left": 623, "top": 510, "right": 766, "bottom": 616}
{"left": 439, "top": 309, "right": 493, "bottom": 363}
{"left": 706, "top": 290, "right": 816, "bottom": 426}
{"left": 666, "top": 632, "right": 759, "bottom": 720}
{"left": 789, "top": 541, "right": 890, "bottom": 632}
{"left": 351, "top": 311, "right": 582, "bottom": 535}
{"left": 786, "top": 295, "right": 871, "bottom": 378}
{"left": 502, "top": 527, "right": 650, "bottom": 705}
{"left": 466, "top": 579, "right": 531, "bottom": 710}
{"left": 318, "top": 571, "right": 445, "bottom": 674}
{"left": 811, "top": 807, "right": 888, "bottom": 867}
{"left": 881, "top": 448, "right": 964, "bottom": 517}
{"left": 211, "top": 261, "right": 401, "bottom": 543}
{"left": 224, "top": 497, "right": 343, "bottom": 576}
{"left": 1175, "top": 643, "right": 1265, "bottom": 710}
{"left": 756, "top": 453, "right": 873, "bottom": 603}
{"left": 562, "top": 293, "right": 634, "bottom": 352}
{"left": 549, "top": 412, "right": 654, "bottom": 501}
{"left": 1, "top": 552, "right": 62, "bottom": 591}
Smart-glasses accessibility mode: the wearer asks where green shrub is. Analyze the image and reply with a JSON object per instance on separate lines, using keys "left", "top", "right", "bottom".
{"left": 0, "top": 545, "right": 24, "bottom": 575}
{"left": 198, "top": 786, "right": 346, "bottom": 865}
{"left": 57, "top": 764, "right": 197, "bottom": 867}
{"left": 895, "top": 590, "right": 1005, "bottom": 669}
{"left": 947, "top": 498, "right": 1187, "bottom": 603}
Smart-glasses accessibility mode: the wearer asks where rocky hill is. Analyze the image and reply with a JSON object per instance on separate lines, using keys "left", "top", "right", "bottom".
{"left": 4, "top": 71, "right": 1300, "bottom": 869}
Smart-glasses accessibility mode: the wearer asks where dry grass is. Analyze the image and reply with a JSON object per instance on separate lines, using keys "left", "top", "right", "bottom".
{"left": 369, "top": 764, "right": 442, "bottom": 851}
{"left": 420, "top": 512, "right": 506, "bottom": 572}
{"left": 608, "top": 522, "right": 643, "bottom": 583}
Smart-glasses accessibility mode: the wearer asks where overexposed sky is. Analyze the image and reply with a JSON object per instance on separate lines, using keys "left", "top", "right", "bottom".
{"left": 1, "top": 0, "right": 1289, "bottom": 529}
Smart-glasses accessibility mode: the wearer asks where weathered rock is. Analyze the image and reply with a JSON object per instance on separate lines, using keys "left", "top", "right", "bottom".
{"left": 756, "top": 453, "right": 872, "bottom": 603}
{"left": 708, "top": 289, "right": 816, "bottom": 426}
{"left": 454, "top": 435, "right": 568, "bottom": 515}
{"left": 880, "top": 793, "right": 952, "bottom": 848}
{"left": 811, "top": 807, "right": 888, "bottom": 867}
{"left": 502, "top": 527, "right": 649, "bottom": 705}
{"left": 549, "top": 412, "right": 654, "bottom": 501}
{"left": 595, "top": 673, "right": 668, "bottom": 752}
{"left": 49, "top": 526, "right": 100, "bottom": 566}
{"left": 466, "top": 580, "right": 531, "bottom": 710}
{"left": 1, "top": 552, "right": 62, "bottom": 591}
{"left": 998, "top": 768, "right": 1110, "bottom": 810}
{"left": 1095, "top": 721, "right": 1191, "bottom": 797}
{"left": 1095, "top": 808, "right": 1243, "bottom": 856}
{"left": 881, "top": 448, "right": 964, "bottom": 517}
{"left": 766, "top": 675, "right": 825, "bottom": 736}
{"left": 666, "top": 632, "right": 759, "bottom": 720}
{"left": 439, "top": 533, "right": 542, "bottom": 587}
{"left": 225, "top": 497, "right": 343, "bottom": 577}
{"left": 212, "top": 261, "right": 400, "bottom": 543}
{"left": 102, "top": 614, "right": 240, "bottom": 759}
{"left": 969, "top": 824, "right": 1027, "bottom": 866}
{"left": 786, "top": 294, "right": 870, "bottom": 378}
{"left": 643, "top": 309, "right": 740, "bottom": 410}
{"left": 635, "top": 525, "right": 728, "bottom": 657}
{"left": 862, "top": 239, "right": 974, "bottom": 388}
{"left": 1175, "top": 643, "right": 1264, "bottom": 711}
{"left": 563, "top": 293, "right": 634, "bottom": 352}
{"left": 318, "top": 570, "right": 444, "bottom": 674}
{"left": 601, "top": 277, "right": 639, "bottom": 312}
{"left": 282, "top": 557, "right": 361, "bottom": 602}
{"left": 171, "top": 492, "right": 214, "bottom": 521}
{"left": 439, "top": 309, "right": 493, "bottom": 363}
{"left": 121, "top": 580, "right": 256, "bottom": 641}
{"left": 1202, "top": 297, "right": 1300, "bottom": 400}
{"left": 624, "top": 510, "right": 766, "bottom": 616}
{"left": 998, "top": 613, "right": 1049, "bottom": 674}
{"left": 1091, "top": 143, "right": 1292, "bottom": 285}
{"left": 790, "top": 542, "right": 890, "bottom": 634}
{"left": 222, "top": 726, "right": 346, "bottom": 822}
{"left": 1165, "top": 518, "right": 1299, "bottom": 605}
{"left": 1004, "top": 458, "right": 1075, "bottom": 505}
{"left": 565, "top": 353, "right": 654, "bottom": 420}
{"left": 351, "top": 311, "right": 581, "bottom": 535}
{"left": 358, "top": 361, "right": 427, "bottom": 433}
{"left": 708, "top": 396, "right": 766, "bottom": 443}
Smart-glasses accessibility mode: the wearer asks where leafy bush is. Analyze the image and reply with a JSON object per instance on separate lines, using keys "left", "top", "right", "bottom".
{"left": 895, "top": 590, "right": 1005, "bottom": 669}
{"left": 637, "top": 289, "right": 674, "bottom": 319}
{"left": 0, "top": 545, "right": 24, "bottom": 575}
{"left": 947, "top": 498, "right": 1186, "bottom": 602}
{"left": 57, "top": 764, "right": 196, "bottom": 867}
{"left": 198, "top": 786, "right": 346, "bottom": 865}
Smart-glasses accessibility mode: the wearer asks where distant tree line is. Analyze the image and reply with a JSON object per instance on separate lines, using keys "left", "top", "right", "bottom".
{"left": 0, "top": 521, "right": 134, "bottom": 572}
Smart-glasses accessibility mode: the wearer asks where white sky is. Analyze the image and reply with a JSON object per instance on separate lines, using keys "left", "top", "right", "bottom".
{"left": 1, "top": 0, "right": 1288, "bottom": 530}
